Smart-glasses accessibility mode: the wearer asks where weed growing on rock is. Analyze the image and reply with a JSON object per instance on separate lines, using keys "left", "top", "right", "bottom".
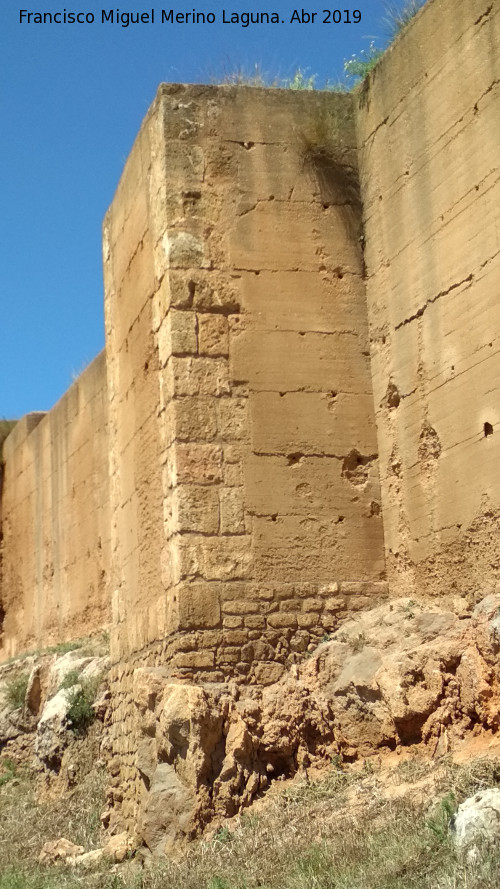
{"left": 213, "top": 64, "right": 316, "bottom": 90}
{"left": 287, "top": 68, "right": 316, "bottom": 90}
{"left": 382, "top": 0, "right": 426, "bottom": 39}
{"left": 5, "top": 673, "right": 29, "bottom": 710}
{"left": 66, "top": 677, "right": 100, "bottom": 736}
{"left": 59, "top": 669, "right": 81, "bottom": 691}
{"left": 343, "top": 41, "right": 384, "bottom": 85}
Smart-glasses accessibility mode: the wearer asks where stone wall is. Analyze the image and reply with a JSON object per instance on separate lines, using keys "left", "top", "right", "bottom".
{"left": 1, "top": 0, "right": 499, "bottom": 841}
{"left": 0, "top": 353, "right": 110, "bottom": 657}
{"left": 356, "top": 0, "right": 500, "bottom": 597}
{"left": 103, "top": 85, "right": 387, "bottom": 827}
{"left": 104, "top": 85, "right": 385, "bottom": 679}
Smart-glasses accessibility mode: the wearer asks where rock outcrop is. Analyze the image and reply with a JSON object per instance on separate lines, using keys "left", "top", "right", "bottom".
{"left": 0, "top": 647, "right": 110, "bottom": 783}
{"left": 118, "top": 595, "right": 500, "bottom": 854}
{"left": 452, "top": 787, "right": 500, "bottom": 854}
{"left": 3, "top": 597, "right": 500, "bottom": 858}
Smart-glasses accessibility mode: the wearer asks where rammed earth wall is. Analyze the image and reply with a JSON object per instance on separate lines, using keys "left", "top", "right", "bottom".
{"left": 0, "top": 353, "right": 110, "bottom": 656}
{"left": 356, "top": 0, "right": 500, "bottom": 597}
{"left": 0, "top": 0, "right": 498, "bottom": 839}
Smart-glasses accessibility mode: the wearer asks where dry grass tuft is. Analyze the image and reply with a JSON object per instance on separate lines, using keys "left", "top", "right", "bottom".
{"left": 2, "top": 756, "right": 500, "bottom": 888}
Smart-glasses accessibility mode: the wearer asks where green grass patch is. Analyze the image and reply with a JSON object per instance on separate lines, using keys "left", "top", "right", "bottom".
{"left": 59, "top": 670, "right": 82, "bottom": 691}
{"left": 4, "top": 673, "right": 29, "bottom": 710}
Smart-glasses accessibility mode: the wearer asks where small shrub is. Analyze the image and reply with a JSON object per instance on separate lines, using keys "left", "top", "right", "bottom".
{"left": 286, "top": 68, "right": 316, "bottom": 90}
{"left": 382, "top": 0, "right": 425, "bottom": 40}
{"left": 66, "top": 677, "right": 100, "bottom": 736}
{"left": 5, "top": 674, "right": 29, "bottom": 711}
{"left": 0, "top": 759, "right": 17, "bottom": 787}
{"left": 213, "top": 64, "right": 317, "bottom": 91}
{"left": 213, "top": 63, "right": 280, "bottom": 87}
{"left": 59, "top": 669, "right": 81, "bottom": 690}
{"left": 344, "top": 41, "right": 384, "bottom": 85}
{"left": 427, "top": 793, "right": 457, "bottom": 842}
{"left": 213, "top": 826, "right": 232, "bottom": 845}
{"left": 350, "top": 632, "right": 366, "bottom": 653}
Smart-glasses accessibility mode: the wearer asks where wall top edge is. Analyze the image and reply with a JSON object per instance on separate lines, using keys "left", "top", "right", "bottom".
{"left": 2, "top": 413, "right": 46, "bottom": 458}
{"left": 155, "top": 81, "right": 353, "bottom": 98}
{"left": 103, "top": 79, "right": 356, "bottom": 227}
{"left": 2, "top": 349, "right": 106, "bottom": 462}
{"left": 352, "top": 0, "right": 497, "bottom": 124}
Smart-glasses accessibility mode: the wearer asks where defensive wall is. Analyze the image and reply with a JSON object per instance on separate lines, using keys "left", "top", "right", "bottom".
{"left": 357, "top": 0, "right": 500, "bottom": 598}
{"left": 0, "top": 353, "right": 110, "bottom": 656}
{"left": 0, "top": 0, "right": 498, "bottom": 840}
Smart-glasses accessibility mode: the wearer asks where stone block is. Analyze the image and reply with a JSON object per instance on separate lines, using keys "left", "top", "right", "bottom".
{"left": 174, "top": 486, "right": 219, "bottom": 533}
{"left": 222, "top": 599, "right": 261, "bottom": 616}
{"left": 175, "top": 443, "right": 223, "bottom": 485}
{"left": 279, "top": 598, "right": 301, "bottom": 612}
{"left": 302, "top": 598, "right": 325, "bottom": 613}
{"left": 253, "top": 663, "right": 285, "bottom": 685}
{"left": 172, "top": 396, "right": 218, "bottom": 441}
{"left": 297, "top": 612, "right": 320, "bottom": 629}
{"left": 171, "top": 357, "right": 230, "bottom": 397}
{"left": 290, "top": 632, "right": 310, "bottom": 653}
{"left": 169, "top": 310, "right": 198, "bottom": 356}
{"left": 200, "top": 537, "right": 252, "bottom": 581}
{"left": 223, "top": 444, "right": 243, "bottom": 464}
{"left": 162, "top": 231, "right": 205, "bottom": 269}
{"left": 223, "top": 461, "right": 243, "bottom": 486}
{"left": 217, "top": 398, "right": 247, "bottom": 441}
{"left": 176, "top": 581, "right": 221, "bottom": 630}
{"left": 340, "top": 581, "right": 389, "bottom": 595}
{"left": 231, "top": 327, "right": 370, "bottom": 394}
{"left": 202, "top": 671, "right": 225, "bottom": 683}
{"left": 170, "top": 650, "right": 215, "bottom": 668}
{"left": 239, "top": 269, "right": 367, "bottom": 333}
{"left": 170, "top": 273, "right": 240, "bottom": 313}
{"left": 267, "top": 612, "right": 298, "bottom": 629}
{"left": 166, "top": 632, "right": 198, "bottom": 654}
{"left": 243, "top": 639, "right": 274, "bottom": 661}
{"left": 223, "top": 629, "right": 248, "bottom": 646}
{"left": 217, "top": 647, "right": 241, "bottom": 665}
{"left": 168, "top": 272, "right": 195, "bottom": 310}
{"left": 223, "top": 616, "right": 244, "bottom": 629}
{"left": 229, "top": 202, "right": 361, "bottom": 273}
{"left": 219, "top": 488, "right": 245, "bottom": 534}
{"left": 197, "top": 314, "right": 229, "bottom": 356}
{"left": 244, "top": 615, "right": 266, "bottom": 629}
{"left": 199, "top": 630, "right": 223, "bottom": 648}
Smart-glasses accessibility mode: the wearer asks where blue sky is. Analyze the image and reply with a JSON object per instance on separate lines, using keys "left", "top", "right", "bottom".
{"left": 1, "top": 0, "right": 391, "bottom": 417}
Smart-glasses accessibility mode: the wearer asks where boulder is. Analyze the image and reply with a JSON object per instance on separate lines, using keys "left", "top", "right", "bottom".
{"left": 38, "top": 838, "right": 84, "bottom": 864}
{"left": 452, "top": 788, "right": 500, "bottom": 850}
{"left": 69, "top": 849, "right": 104, "bottom": 868}
{"left": 102, "top": 830, "right": 134, "bottom": 862}
{"left": 34, "top": 688, "right": 74, "bottom": 771}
